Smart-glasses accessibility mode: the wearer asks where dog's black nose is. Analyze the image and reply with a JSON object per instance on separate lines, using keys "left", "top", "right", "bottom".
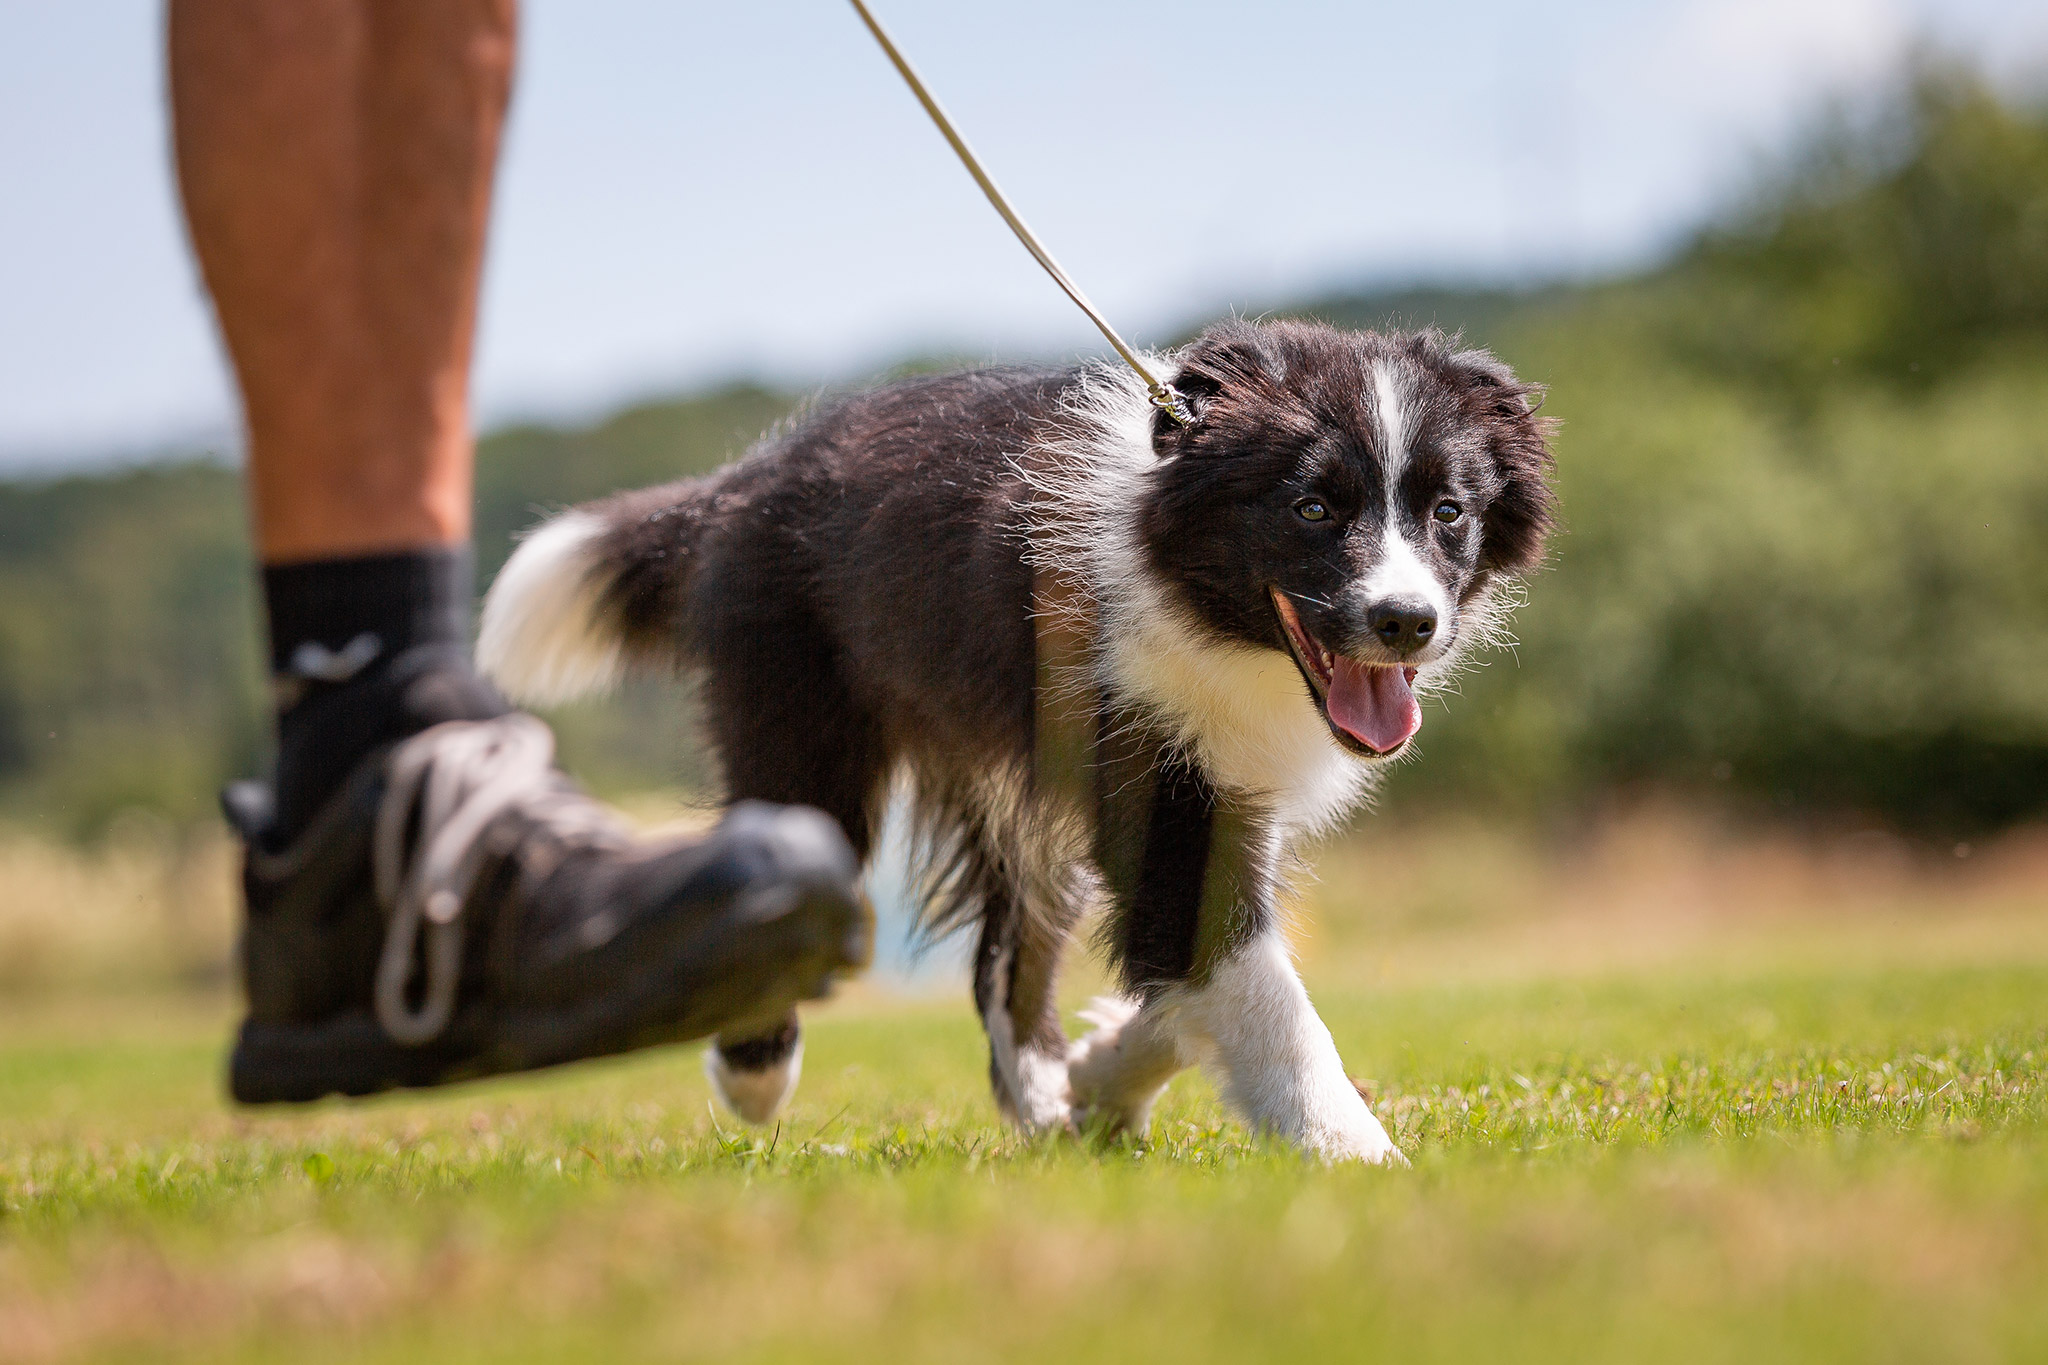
{"left": 1367, "top": 598, "right": 1437, "bottom": 656}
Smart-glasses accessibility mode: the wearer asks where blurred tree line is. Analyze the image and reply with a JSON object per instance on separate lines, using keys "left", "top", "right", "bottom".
{"left": 2, "top": 66, "right": 2043, "bottom": 840}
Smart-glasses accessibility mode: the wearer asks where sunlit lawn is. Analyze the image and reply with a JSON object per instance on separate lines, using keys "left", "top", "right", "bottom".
{"left": 3, "top": 813, "right": 2047, "bottom": 1362}
{"left": 0, "top": 947, "right": 2042, "bottom": 1362}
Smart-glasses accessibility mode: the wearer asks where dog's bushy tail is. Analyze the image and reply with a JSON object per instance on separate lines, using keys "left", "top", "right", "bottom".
{"left": 477, "top": 480, "right": 712, "bottom": 706}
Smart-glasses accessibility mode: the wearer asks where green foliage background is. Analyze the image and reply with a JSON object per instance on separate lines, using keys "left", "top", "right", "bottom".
{"left": 3, "top": 68, "right": 2043, "bottom": 838}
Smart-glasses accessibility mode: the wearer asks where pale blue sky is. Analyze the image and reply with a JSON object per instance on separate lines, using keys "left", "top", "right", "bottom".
{"left": 3, "top": 0, "right": 2044, "bottom": 467}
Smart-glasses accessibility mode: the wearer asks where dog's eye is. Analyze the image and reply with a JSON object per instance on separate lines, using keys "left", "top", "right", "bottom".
{"left": 1294, "top": 499, "right": 1330, "bottom": 523}
{"left": 1433, "top": 501, "right": 1462, "bottom": 524}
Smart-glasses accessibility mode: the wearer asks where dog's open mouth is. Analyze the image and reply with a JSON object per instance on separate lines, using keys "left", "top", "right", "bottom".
{"left": 1271, "top": 589, "right": 1421, "bottom": 756}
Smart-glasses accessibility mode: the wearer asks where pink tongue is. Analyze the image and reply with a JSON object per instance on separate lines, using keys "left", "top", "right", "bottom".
{"left": 1326, "top": 658, "right": 1421, "bottom": 753}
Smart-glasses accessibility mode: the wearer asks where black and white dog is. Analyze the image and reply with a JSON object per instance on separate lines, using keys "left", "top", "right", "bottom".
{"left": 478, "top": 319, "right": 1554, "bottom": 1163}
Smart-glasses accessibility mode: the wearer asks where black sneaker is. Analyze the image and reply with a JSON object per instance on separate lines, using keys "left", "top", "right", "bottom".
{"left": 221, "top": 712, "right": 870, "bottom": 1104}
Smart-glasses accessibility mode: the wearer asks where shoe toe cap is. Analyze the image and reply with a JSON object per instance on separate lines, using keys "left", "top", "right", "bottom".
{"left": 720, "top": 801, "right": 859, "bottom": 888}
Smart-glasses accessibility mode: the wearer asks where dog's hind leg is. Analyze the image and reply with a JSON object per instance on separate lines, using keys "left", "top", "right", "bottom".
{"left": 696, "top": 602, "right": 889, "bottom": 1126}
{"left": 706, "top": 1010, "right": 803, "bottom": 1124}
{"left": 971, "top": 857, "right": 1080, "bottom": 1135}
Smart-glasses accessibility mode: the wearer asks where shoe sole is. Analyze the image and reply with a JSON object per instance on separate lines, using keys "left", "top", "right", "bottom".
{"left": 229, "top": 876, "right": 872, "bottom": 1105}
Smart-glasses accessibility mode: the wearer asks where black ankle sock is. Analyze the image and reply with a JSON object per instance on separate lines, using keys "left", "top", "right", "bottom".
{"left": 263, "top": 547, "right": 505, "bottom": 844}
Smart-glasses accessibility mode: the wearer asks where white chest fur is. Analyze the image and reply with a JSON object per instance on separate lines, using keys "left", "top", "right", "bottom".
{"left": 1100, "top": 583, "right": 1369, "bottom": 836}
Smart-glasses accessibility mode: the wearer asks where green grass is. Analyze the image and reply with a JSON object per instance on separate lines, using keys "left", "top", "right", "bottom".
{"left": 2, "top": 944, "right": 2045, "bottom": 1365}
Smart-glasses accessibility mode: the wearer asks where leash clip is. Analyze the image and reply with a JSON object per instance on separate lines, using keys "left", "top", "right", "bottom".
{"left": 1148, "top": 383, "right": 1195, "bottom": 427}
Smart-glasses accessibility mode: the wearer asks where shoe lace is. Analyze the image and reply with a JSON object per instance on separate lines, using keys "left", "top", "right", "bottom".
{"left": 370, "top": 714, "right": 617, "bottom": 1045}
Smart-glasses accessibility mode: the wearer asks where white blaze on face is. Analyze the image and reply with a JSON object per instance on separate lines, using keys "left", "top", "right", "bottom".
{"left": 1371, "top": 357, "right": 1411, "bottom": 489}
{"left": 1363, "top": 359, "right": 1451, "bottom": 626}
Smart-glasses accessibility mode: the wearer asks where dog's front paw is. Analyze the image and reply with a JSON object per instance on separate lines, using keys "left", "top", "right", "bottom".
{"left": 1297, "top": 1079, "right": 1405, "bottom": 1165}
{"left": 1306, "top": 1122, "right": 1407, "bottom": 1166}
{"left": 1066, "top": 996, "right": 1179, "bottom": 1137}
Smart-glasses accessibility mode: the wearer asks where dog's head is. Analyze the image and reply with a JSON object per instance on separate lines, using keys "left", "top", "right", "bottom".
{"left": 1139, "top": 320, "right": 1556, "bottom": 759}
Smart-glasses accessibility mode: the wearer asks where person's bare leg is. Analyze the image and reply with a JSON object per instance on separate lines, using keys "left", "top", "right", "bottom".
{"left": 171, "top": 0, "right": 519, "bottom": 842}
{"left": 168, "top": 1, "right": 868, "bottom": 1104}
{"left": 171, "top": 0, "right": 510, "bottom": 561}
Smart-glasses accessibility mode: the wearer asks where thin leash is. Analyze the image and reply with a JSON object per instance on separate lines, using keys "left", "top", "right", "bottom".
{"left": 846, "top": 0, "right": 1193, "bottom": 426}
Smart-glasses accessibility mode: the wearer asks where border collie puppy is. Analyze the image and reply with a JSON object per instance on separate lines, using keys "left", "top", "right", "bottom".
{"left": 478, "top": 319, "right": 1554, "bottom": 1163}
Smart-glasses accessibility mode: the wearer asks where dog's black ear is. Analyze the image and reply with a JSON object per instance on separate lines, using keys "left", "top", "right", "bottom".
{"left": 1447, "top": 346, "right": 1557, "bottom": 575}
{"left": 1449, "top": 346, "right": 1518, "bottom": 394}
{"left": 1171, "top": 368, "right": 1227, "bottom": 407}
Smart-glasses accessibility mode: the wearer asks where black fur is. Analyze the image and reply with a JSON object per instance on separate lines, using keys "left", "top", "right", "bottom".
{"left": 592, "top": 365, "right": 1061, "bottom": 859}
{"left": 713, "top": 1014, "right": 799, "bottom": 1071}
{"left": 1118, "top": 753, "right": 1217, "bottom": 985}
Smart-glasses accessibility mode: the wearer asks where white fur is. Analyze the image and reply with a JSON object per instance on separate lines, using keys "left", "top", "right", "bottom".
{"left": 1364, "top": 523, "right": 1453, "bottom": 629}
{"left": 1370, "top": 358, "right": 1411, "bottom": 485}
{"left": 1364, "top": 357, "right": 1453, "bottom": 629}
{"left": 1066, "top": 995, "right": 1187, "bottom": 1136}
{"left": 476, "top": 511, "right": 625, "bottom": 706}
{"left": 1176, "top": 933, "right": 1402, "bottom": 1164}
{"left": 1012, "top": 1050, "right": 1074, "bottom": 1133}
{"left": 1066, "top": 939, "right": 1405, "bottom": 1164}
{"left": 704, "top": 1035, "right": 803, "bottom": 1125}
{"left": 1107, "top": 587, "right": 1370, "bottom": 835}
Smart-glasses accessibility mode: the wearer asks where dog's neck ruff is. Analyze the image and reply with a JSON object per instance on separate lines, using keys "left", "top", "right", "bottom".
{"left": 1019, "top": 364, "right": 1373, "bottom": 839}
